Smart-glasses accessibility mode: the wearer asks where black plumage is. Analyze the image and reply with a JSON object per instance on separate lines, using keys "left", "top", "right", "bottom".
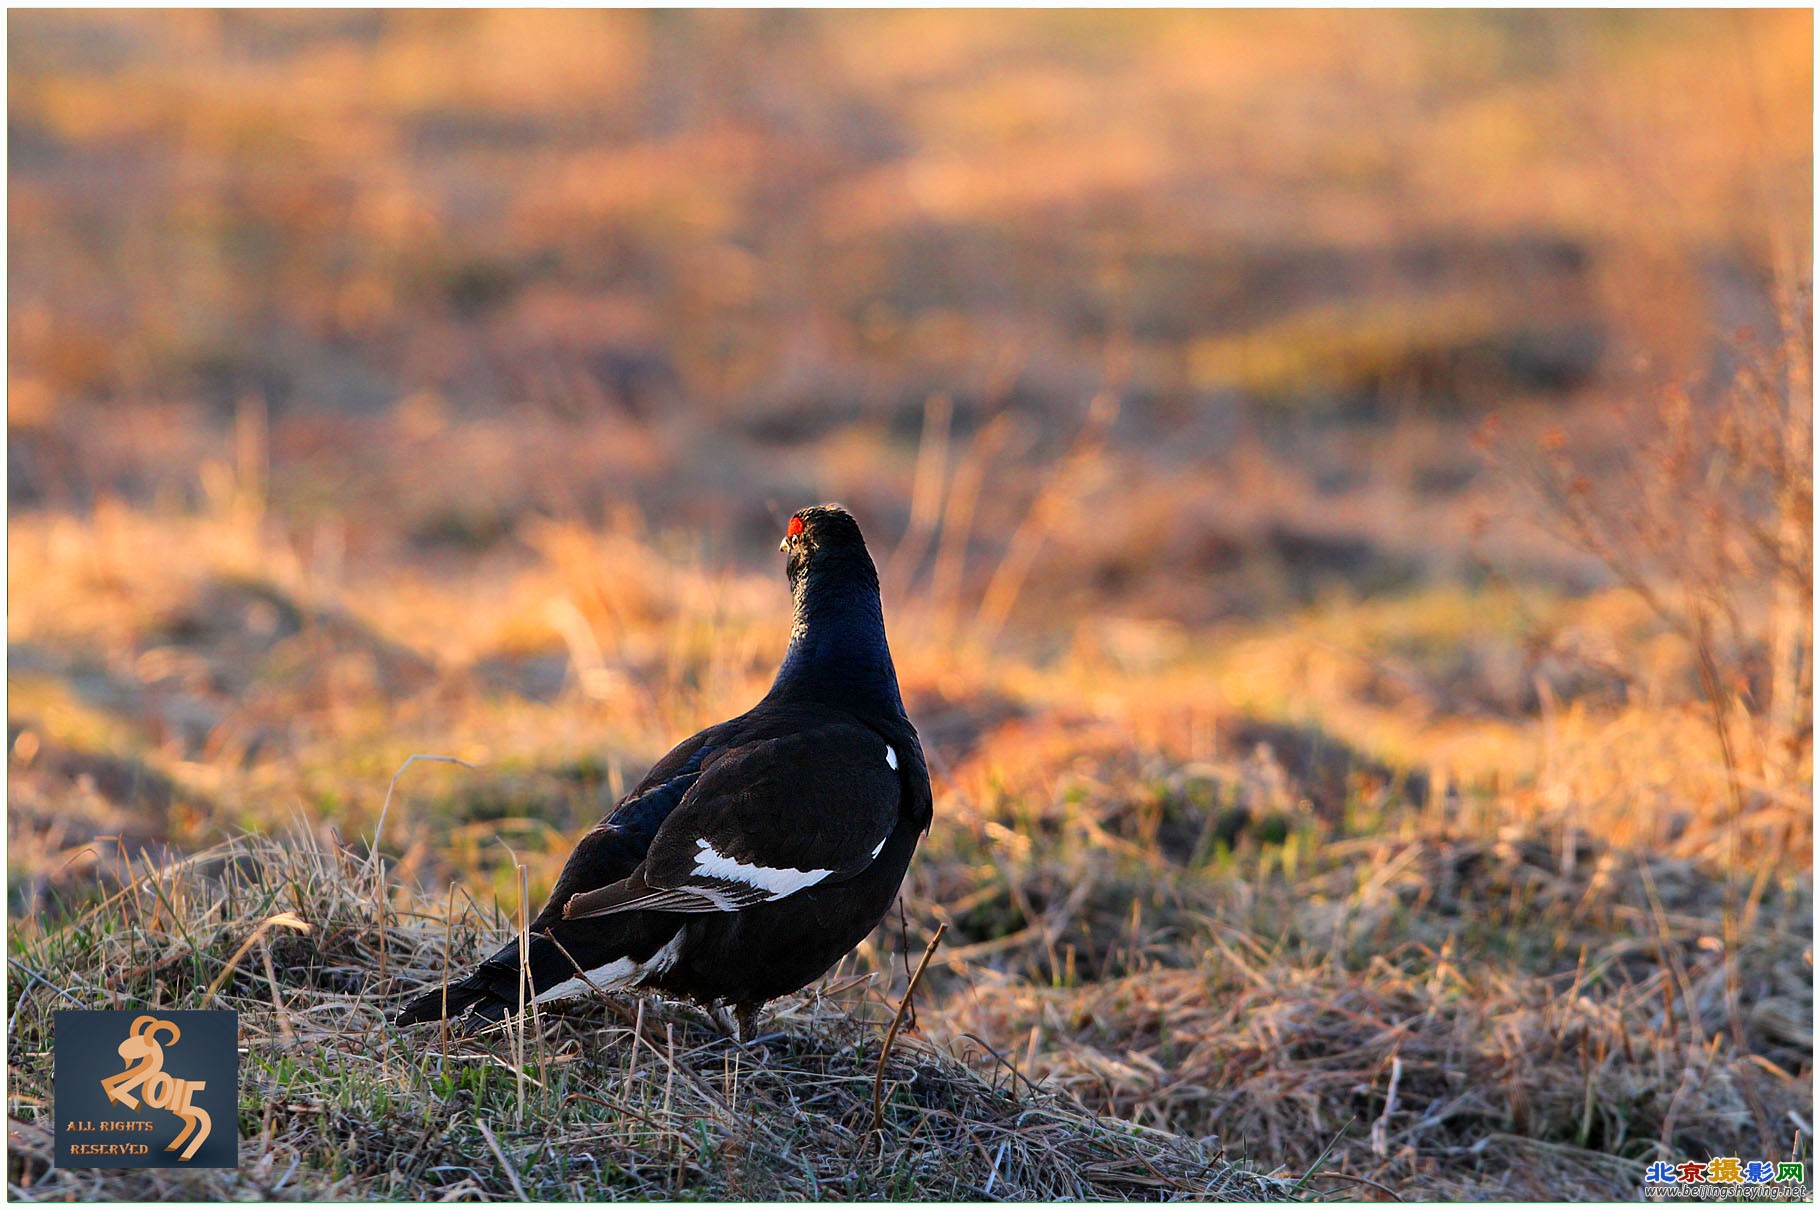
{"left": 396, "top": 505, "right": 932, "bottom": 1036}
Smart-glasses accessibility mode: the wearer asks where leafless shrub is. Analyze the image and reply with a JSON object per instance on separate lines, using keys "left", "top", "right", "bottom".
{"left": 1489, "top": 291, "right": 1812, "bottom": 808}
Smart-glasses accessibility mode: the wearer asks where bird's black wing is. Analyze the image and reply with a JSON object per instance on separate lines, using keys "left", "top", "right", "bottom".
{"left": 562, "top": 720, "right": 903, "bottom": 919}
{"left": 526, "top": 720, "right": 734, "bottom": 932}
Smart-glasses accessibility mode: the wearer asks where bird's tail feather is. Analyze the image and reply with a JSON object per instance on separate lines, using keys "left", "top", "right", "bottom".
{"left": 394, "top": 978, "right": 507, "bottom": 1028}
{"left": 394, "top": 922, "right": 673, "bottom": 1027}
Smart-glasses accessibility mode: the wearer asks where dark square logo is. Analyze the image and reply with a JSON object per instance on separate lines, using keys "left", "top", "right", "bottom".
{"left": 53, "top": 1010, "right": 239, "bottom": 1169}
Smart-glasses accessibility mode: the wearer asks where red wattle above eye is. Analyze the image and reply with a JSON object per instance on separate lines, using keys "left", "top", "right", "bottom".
{"left": 787, "top": 516, "right": 805, "bottom": 538}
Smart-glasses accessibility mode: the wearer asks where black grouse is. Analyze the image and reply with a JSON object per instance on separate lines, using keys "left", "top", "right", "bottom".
{"left": 396, "top": 504, "right": 932, "bottom": 1037}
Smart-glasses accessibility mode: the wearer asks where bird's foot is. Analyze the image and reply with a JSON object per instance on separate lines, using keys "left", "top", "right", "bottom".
{"left": 734, "top": 1003, "right": 762, "bottom": 1044}
{"left": 690, "top": 995, "right": 779, "bottom": 1050}
{"left": 708, "top": 1002, "right": 766, "bottom": 1043}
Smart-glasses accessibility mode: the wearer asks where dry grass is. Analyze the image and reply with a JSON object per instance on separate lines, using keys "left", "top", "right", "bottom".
{"left": 927, "top": 827, "right": 1811, "bottom": 1200}
{"left": 7, "top": 832, "right": 1284, "bottom": 1202}
{"left": 8, "top": 482, "right": 1814, "bottom": 1199}
{"left": 7, "top": 473, "right": 1812, "bottom": 1200}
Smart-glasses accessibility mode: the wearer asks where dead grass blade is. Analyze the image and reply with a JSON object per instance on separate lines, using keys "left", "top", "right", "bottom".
{"left": 871, "top": 921, "right": 946, "bottom": 1132}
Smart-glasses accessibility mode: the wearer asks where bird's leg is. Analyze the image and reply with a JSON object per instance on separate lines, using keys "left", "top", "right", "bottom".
{"left": 733, "top": 1002, "right": 762, "bottom": 1044}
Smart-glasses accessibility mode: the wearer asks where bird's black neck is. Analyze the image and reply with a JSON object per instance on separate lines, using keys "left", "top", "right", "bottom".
{"left": 767, "top": 554, "right": 905, "bottom": 719}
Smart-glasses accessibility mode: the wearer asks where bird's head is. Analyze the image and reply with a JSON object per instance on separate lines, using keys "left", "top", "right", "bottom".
{"left": 772, "top": 503, "right": 897, "bottom": 704}
{"left": 779, "top": 504, "right": 873, "bottom": 586}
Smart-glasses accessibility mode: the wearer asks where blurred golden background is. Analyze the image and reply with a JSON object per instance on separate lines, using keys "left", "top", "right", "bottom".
{"left": 8, "top": 10, "right": 1812, "bottom": 1200}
